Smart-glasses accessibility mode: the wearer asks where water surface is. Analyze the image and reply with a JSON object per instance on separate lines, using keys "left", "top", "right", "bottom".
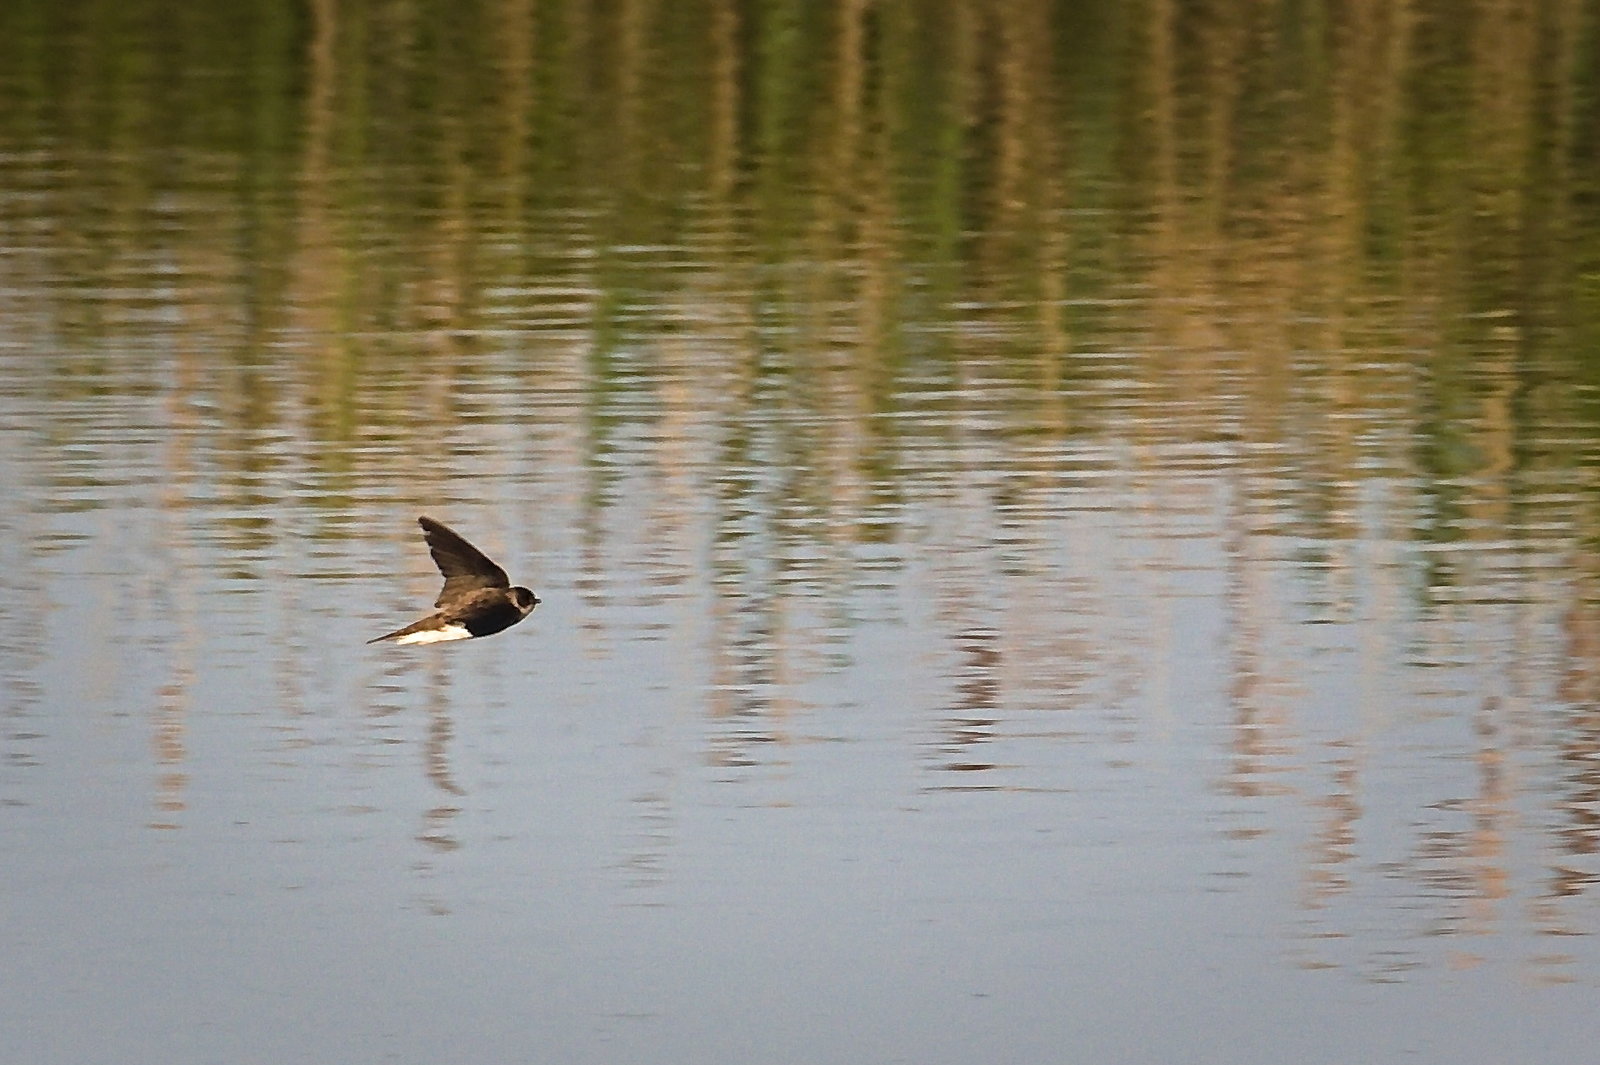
{"left": 4, "top": 2, "right": 1600, "bottom": 1063}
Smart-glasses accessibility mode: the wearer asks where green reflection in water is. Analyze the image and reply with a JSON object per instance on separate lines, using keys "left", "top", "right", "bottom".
{"left": 0, "top": 0, "right": 1597, "bottom": 551}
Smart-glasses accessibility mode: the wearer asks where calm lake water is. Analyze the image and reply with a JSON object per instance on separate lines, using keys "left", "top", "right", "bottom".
{"left": 5, "top": 1, "right": 1600, "bottom": 1063}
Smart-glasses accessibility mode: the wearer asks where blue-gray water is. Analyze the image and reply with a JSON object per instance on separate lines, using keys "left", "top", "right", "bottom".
{"left": 5, "top": 2, "right": 1600, "bottom": 1062}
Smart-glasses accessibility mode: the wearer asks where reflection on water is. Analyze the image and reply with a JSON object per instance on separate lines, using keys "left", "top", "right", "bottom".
{"left": 4, "top": 0, "right": 1600, "bottom": 1062}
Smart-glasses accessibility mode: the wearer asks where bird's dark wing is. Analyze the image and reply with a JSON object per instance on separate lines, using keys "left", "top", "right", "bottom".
{"left": 419, "top": 516, "right": 510, "bottom": 606}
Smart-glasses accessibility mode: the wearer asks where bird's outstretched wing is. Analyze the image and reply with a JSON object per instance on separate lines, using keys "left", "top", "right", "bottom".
{"left": 419, "top": 516, "right": 509, "bottom": 606}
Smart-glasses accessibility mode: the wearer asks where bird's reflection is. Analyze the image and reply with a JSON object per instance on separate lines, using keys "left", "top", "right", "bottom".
{"left": 416, "top": 647, "right": 464, "bottom": 853}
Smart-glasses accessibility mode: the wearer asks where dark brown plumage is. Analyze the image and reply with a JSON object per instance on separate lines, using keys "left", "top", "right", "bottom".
{"left": 369, "top": 517, "right": 539, "bottom": 645}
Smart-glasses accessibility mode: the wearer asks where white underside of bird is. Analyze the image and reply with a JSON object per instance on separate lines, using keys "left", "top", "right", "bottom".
{"left": 391, "top": 624, "right": 473, "bottom": 645}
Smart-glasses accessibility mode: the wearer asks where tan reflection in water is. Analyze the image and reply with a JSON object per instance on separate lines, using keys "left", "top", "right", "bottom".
{"left": 148, "top": 353, "right": 204, "bottom": 831}
{"left": 935, "top": 625, "right": 1001, "bottom": 776}
{"left": 1302, "top": 745, "right": 1361, "bottom": 910}
{"left": 1555, "top": 583, "right": 1600, "bottom": 905}
{"left": 149, "top": 621, "right": 194, "bottom": 831}
{"left": 290, "top": 0, "right": 338, "bottom": 331}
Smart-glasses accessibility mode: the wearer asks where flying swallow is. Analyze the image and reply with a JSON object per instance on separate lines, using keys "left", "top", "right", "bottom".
{"left": 369, "top": 516, "right": 539, "bottom": 645}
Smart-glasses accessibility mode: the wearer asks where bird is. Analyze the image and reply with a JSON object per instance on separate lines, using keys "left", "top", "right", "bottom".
{"left": 368, "top": 516, "right": 540, "bottom": 645}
